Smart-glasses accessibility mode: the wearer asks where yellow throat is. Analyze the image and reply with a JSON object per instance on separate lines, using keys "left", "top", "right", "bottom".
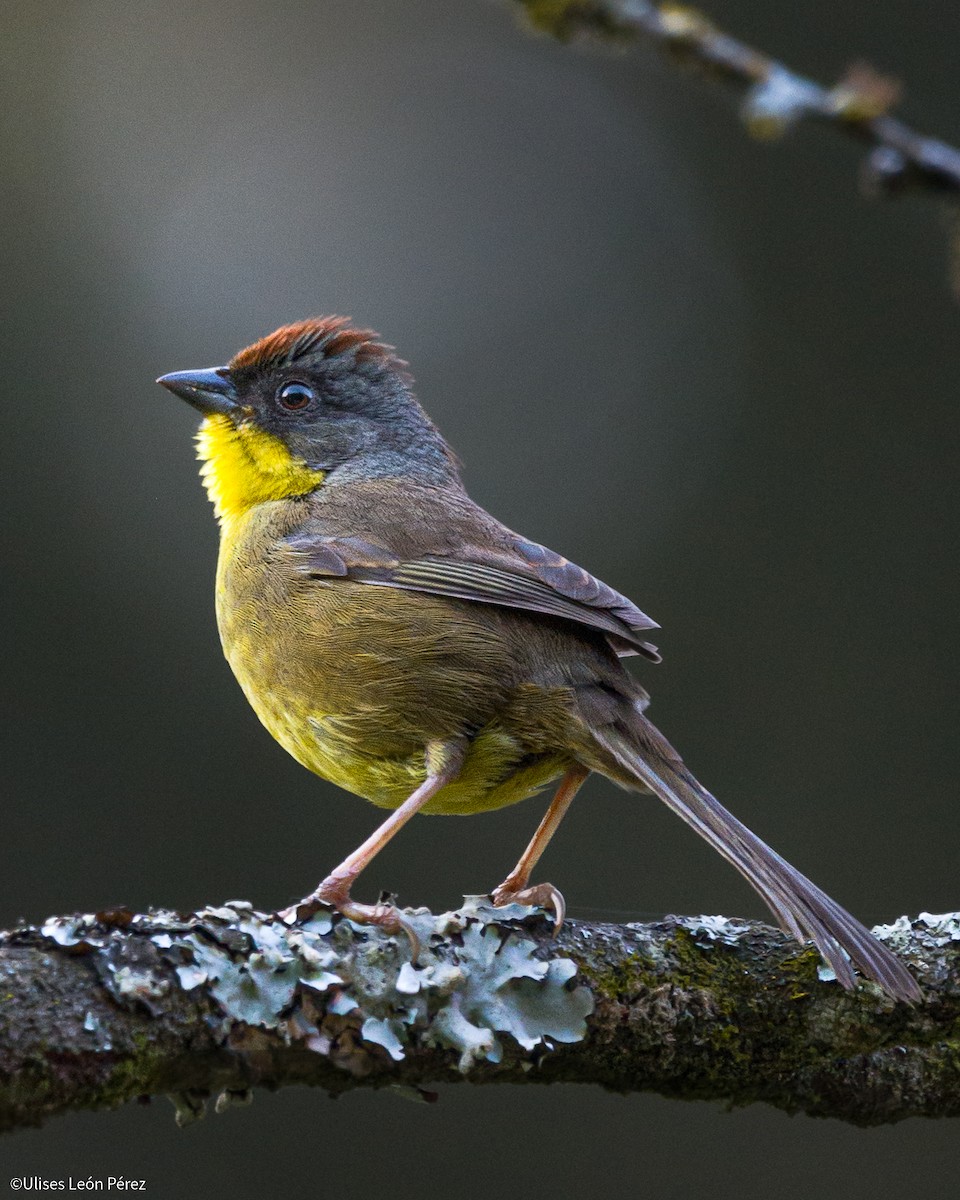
{"left": 196, "top": 414, "right": 325, "bottom": 524}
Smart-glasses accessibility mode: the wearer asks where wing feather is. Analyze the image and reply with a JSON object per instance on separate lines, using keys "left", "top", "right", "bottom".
{"left": 285, "top": 533, "right": 660, "bottom": 661}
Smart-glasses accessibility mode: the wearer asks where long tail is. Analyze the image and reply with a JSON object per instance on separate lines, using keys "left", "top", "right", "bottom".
{"left": 594, "top": 723, "right": 921, "bottom": 1003}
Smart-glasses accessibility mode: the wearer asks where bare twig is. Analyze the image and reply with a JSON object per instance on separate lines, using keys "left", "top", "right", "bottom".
{"left": 516, "top": 0, "right": 960, "bottom": 201}
{"left": 2, "top": 899, "right": 959, "bottom": 1133}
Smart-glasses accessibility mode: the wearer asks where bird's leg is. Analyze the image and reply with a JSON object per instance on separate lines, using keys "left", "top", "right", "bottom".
{"left": 280, "top": 739, "right": 465, "bottom": 943}
{"left": 490, "top": 765, "right": 589, "bottom": 932}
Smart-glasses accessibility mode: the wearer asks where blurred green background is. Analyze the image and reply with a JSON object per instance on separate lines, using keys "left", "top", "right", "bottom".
{"left": 2, "top": 1, "right": 958, "bottom": 1195}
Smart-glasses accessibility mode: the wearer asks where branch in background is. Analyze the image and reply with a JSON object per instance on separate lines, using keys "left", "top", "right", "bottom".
{"left": 516, "top": 1, "right": 960, "bottom": 288}
{"left": 2, "top": 898, "right": 959, "bottom": 1133}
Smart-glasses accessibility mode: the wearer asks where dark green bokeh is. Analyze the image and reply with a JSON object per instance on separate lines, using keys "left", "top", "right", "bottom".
{"left": 2, "top": 1, "right": 958, "bottom": 1193}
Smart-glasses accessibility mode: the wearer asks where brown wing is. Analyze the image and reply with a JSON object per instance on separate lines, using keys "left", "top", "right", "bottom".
{"left": 284, "top": 532, "right": 661, "bottom": 661}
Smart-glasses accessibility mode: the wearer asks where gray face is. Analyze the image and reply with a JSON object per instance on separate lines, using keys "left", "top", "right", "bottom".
{"left": 231, "top": 348, "right": 416, "bottom": 474}
{"left": 159, "top": 333, "right": 461, "bottom": 485}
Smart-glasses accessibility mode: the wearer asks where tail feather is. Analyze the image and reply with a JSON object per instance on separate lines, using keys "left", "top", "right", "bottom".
{"left": 595, "top": 726, "right": 921, "bottom": 1003}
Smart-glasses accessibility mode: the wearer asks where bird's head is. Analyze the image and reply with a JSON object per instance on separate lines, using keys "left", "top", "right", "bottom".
{"left": 158, "top": 317, "right": 458, "bottom": 523}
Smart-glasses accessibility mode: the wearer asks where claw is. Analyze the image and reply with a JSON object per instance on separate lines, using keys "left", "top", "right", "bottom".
{"left": 279, "top": 880, "right": 421, "bottom": 959}
{"left": 490, "top": 880, "right": 566, "bottom": 934}
{"left": 392, "top": 912, "right": 423, "bottom": 963}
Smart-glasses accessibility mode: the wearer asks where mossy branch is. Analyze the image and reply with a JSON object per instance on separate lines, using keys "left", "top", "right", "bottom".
{"left": 2, "top": 899, "right": 959, "bottom": 1132}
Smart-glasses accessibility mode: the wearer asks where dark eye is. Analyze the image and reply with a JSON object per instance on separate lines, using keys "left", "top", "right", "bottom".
{"left": 277, "top": 381, "right": 315, "bottom": 411}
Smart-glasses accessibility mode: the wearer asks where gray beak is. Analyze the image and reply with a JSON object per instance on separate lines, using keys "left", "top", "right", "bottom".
{"left": 156, "top": 367, "right": 240, "bottom": 417}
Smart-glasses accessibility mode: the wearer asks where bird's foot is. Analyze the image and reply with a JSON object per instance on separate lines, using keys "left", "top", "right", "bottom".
{"left": 490, "top": 877, "right": 566, "bottom": 933}
{"left": 278, "top": 878, "right": 421, "bottom": 959}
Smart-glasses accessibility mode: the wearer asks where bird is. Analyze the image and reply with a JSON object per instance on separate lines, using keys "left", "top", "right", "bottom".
{"left": 157, "top": 315, "right": 921, "bottom": 1002}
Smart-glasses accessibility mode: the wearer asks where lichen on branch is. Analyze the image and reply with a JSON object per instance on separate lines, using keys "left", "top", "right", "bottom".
{"left": 2, "top": 899, "right": 959, "bottom": 1132}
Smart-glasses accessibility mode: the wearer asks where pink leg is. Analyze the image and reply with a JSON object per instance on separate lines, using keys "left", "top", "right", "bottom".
{"left": 490, "top": 766, "right": 589, "bottom": 931}
{"left": 280, "top": 740, "right": 463, "bottom": 939}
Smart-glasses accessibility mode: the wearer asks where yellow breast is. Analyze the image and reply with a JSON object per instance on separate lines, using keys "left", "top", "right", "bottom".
{"left": 196, "top": 413, "right": 325, "bottom": 523}
{"left": 248, "top": 692, "right": 569, "bottom": 814}
{"left": 198, "top": 414, "right": 572, "bottom": 814}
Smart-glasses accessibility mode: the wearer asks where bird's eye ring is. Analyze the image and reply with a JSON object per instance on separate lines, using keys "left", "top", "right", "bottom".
{"left": 277, "top": 381, "right": 315, "bottom": 411}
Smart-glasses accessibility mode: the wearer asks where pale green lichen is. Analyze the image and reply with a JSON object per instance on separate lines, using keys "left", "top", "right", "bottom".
{"left": 35, "top": 897, "right": 592, "bottom": 1082}
{"left": 871, "top": 912, "right": 960, "bottom": 990}
{"left": 673, "top": 915, "right": 756, "bottom": 947}
{"left": 360, "top": 1016, "right": 406, "bottom": 1062}
{"left": 307, "top": 897, "right": 594, "bottom": 1072}
{"left": 875, "top": 912, "right": 960, "bottom": 950}
{"left": 174, "top": 908, "right": 343, "bottom": 1030}
{"left": 391, "top": 904, "right": 594, "bottom": 1071}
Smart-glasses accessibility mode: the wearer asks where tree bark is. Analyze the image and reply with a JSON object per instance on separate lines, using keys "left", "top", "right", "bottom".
{"left": 1, "top": 900, "right": 958, "bottom": 1133}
